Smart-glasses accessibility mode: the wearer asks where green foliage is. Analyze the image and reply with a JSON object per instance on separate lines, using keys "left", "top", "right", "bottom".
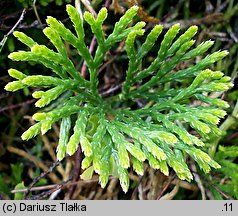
{"left": 213, "top": 145, "right": 238, "bottom": 199}
{"left": 17, "top": 0, "right": 72, "bottom": 7}
{"left": 5, "top": 5, "right": 233, "bottom": 192}
{"left": 0, "top": 163, "right": 26, "bottom": 199}
{"left": 14, "top": 182, "right": 27, "bottom": 200}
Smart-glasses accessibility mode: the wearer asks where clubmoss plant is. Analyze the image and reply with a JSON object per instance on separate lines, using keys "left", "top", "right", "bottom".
{"left": 5, "top": 5, "right": 233, "bottom": 192}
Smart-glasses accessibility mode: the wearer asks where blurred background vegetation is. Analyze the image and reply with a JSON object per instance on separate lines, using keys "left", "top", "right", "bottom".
{"left": 0, "top": 0, "right": 238, "bottom": 200}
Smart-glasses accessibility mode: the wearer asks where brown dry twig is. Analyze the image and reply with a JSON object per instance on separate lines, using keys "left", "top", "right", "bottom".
{"left": 157, "top": 174, "right": 176, "bottom": 200}
{"left": 0, "top": 8, "right": 26, "bottom": 52}
{"left": 7, "top": 146, "right": 61, "bottom": 184}
{"left": 41, "top": 135, "right": 66, "bottom": 178}
{"left": 25, "top": 184, "right": 63, "bottom": 200}
{"left": 23, "top": 160, "right": 61, "bottom": 199}
{"left": 191, "top": 161, "right": 206, "bottom": 200}
{"left": 64, "top": 146, "right": 82, "bottom": 199}
{"left": 110, "top": 0, "right": 125, "bottom": 14}
{"left": 191, "top": 170, "right": 235, "bottom": 200}
{"left": 0, "top": 99, "right": 35, "bottom": 113}
{"left": 171, "top": 179, "right": 199, "bottom": 192}
{"left": 126, "top": 0, "right": 159, "bottom": 23}
{"left": 159, "top": 182, "right": 180, "bottom": 200}
{"left": 161, "top": 12, "right": 224, "bottom": 29}
{"left": 11, "top": 177, "right": 106, "bottom": 194}
{"left": 100, "top": 83, "right": 122, "bottom": 96}
{"left": 33, "top": 0, "right": 43, "bottom": 25}
{"left": 110, "top": 0, "right": 159, "bottom": 23}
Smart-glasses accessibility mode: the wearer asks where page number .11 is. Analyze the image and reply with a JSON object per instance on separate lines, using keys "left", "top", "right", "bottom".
{"left": 223, "top": 203, "right": 232, "bottom": 212}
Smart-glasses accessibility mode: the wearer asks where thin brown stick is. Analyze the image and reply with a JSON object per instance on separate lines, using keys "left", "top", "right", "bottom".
{"left": 11, "top": 177, "right": 115, "bottom": 193}
{"left": 171, "top": 179, "right": 199, "bottom": 192}
{"left": 64, "top": 146, "right": 82, "bottom": 199}
{"left": 7, "top": 146, "right": 60, "bottom": 184}
{"left": 98, "top": 56, "right": 117, "bottom": 74}
{"left": 205, "top": 180, "right": 235, "bottom": 200}
{"left": 191, "top": 162, "right": 206, "bottom": 200}
{"left": 41, "top": 135, "right": 65, "bottom": 178}
{"left": 12, "top": 184, "right": 60, "bottom": 193}
{"left": 159, "top": 182, "right": 180, "bottom": 200}
{"left": 23, "top": 160, "right": 61, "bottom": 199}
{"left": 101, "top": 83, "right": 122, "bottom": 96}
{"left": 161, "top": 12, "right": 224, "bottom": 29}
{"left": 0, "top": 99, "right": 35, "bottom": 113}
{"left": 0, "top": 8, "right": 26, "bottom": 52}
{"left": 81, "top": 0, "right": 97, "bottom": 18}
{"left": 157, "top": 174, "right": 176, "bottom": 200}
{"left": 131, "top": 165, "right": 149, "bottom": 199}
{"left": 25, "top": 184, "right": 62, "bottom": 200}
{"left": 191, "top": 171, "right": 235, "bottom": 200}
{"left": 125, "top": 0, "right": 159, "bottom": 23}
{"left": 33, "top": 0, "right": 43, "bottom": 25}
{"left": 104, "top": 0, "right": 112, "bottom": 8}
